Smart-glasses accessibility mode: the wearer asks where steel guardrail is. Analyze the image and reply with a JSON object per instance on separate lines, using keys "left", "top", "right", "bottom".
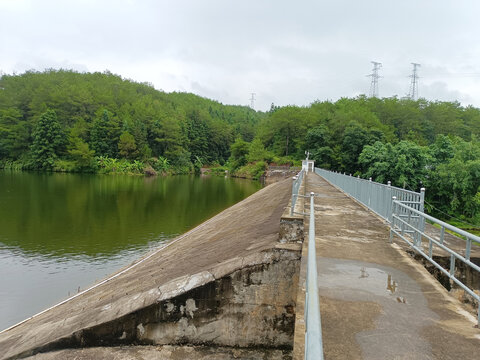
{"left": 291, "top": 169, "right": 305, "bottom": 215}
{"left": 305, "top": 191, "right": 324, "bottom": 359}
{"left": 315, "top": 167, "right": 480, "bottom": 326}
{"left": 390, "top": 199, "right": 480, "bottom": 326}
{"left": 314, "top": 168, "right": 425, "bottom": 222}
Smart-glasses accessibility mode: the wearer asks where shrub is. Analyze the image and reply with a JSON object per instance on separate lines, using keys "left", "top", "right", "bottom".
{"left": 53, "top": 159, "right": 77, "bottom": 172}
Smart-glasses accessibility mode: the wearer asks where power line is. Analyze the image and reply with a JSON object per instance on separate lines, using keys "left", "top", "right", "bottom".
{"left": 367, "top": 61, "right": 382, "bottom": 98}
{"left": 424, "top": 199, "right": 480, "bottom": 228}
{"left": 408, "top": 63, "right": 421, "bottom": 100}
{"left": 249, "top": 93, "right": 256, "bottom": 110}
{"left": 403, "top": 181, "right": 480, "bottom": 228}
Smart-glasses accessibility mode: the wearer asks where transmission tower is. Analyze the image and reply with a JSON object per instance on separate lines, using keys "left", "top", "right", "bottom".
{"left": 249, "top": 93, "right": 256, "bottom": 109}
{"left": 367, "top": 61, "right": 382, "bottom": 97}
{"left": 408, "top": 63, "right": 421, "bottom": 100}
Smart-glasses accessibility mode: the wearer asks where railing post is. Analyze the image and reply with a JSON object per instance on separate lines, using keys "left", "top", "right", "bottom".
{"left": 368, "top": 178, "right": 373, "bottom": 208}
{"left": 357, "top": 175, "right": 360, "bottom": 200}
{"left": 466, "top": 237, "right": 472, "bottom": 261}
{"left": 387, "top": 181, "right": 392, "bottom": 223}
{"left": 418, "top": 187, "right": 426, "bottom": 245}
{"left": 389, "top": 196, "right": 397, "bottom": 243}
{"left": 291, "top": 176, "right": 297, "bottom": 216}
{"left": 449, "top": 254, "right": 455, "bottom": 277}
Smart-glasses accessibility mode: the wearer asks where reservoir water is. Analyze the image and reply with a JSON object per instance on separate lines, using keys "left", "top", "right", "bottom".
{"left": 0, "top": 171, "right": 261, "bottom": 331}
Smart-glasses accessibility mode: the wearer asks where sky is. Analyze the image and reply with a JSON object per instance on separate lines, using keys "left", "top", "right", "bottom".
{"left": 1, "top": 0, "right": 479, "bottom": 111}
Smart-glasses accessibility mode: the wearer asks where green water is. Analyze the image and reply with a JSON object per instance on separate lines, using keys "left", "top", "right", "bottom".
{"left": 0, "top": 171, "right": 261, "bottom": 330}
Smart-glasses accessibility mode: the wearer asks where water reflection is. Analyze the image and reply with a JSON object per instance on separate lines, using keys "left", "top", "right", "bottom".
{"left": 0, "top": 171, "right": 261, "bottom": 330}
{"left": 387, "top": 274, "right": 397, "bottom": 293}
{"left": 0, "top": 172, "right": 261, "bottom": 258}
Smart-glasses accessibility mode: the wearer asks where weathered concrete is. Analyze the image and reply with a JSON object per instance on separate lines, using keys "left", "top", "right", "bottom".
{"left": 293, "top": 173, "right": 480, "bottom": 360}
{"left": 279, "top": 174, "right": 306, "bottom": 245}
{"left": 264, "top": 167, "right": 301, "bottom": 186}
{"left": 26, "top": 345, "right": 292, "bottom": 360}
{"left": 0, "top": 179, "right": 303, "bottom": 360}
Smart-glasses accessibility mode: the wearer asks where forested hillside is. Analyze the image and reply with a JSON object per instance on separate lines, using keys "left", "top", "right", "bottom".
{"left": 254, "top": 98, "right": 480, "bottom": 223}
{"left": 0, "top": 70, "right": 261, "bottom": 173}
{"left": 1, "top": 70, "right": 480, "bottom": 222}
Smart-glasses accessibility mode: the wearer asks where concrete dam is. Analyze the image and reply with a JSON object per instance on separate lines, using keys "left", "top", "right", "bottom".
{"left": 0, "top": 172, "right": 479, "bottom": 359}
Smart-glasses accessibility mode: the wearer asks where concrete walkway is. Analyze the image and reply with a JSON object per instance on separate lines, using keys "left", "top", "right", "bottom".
{"left": 295, "top": 173, "right": 480, "bottom": 360}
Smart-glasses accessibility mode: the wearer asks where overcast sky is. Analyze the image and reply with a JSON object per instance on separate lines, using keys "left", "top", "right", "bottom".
{"left": 1, "top": 0, "right": 479, "bottom": 111}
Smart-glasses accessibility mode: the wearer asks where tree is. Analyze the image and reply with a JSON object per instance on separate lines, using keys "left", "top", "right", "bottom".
{"left": 68, "top": 135, "right": 95, "bottom": 169}
{"left": 185, "top": 109, "right": 209, "bottom": 162}
{"left": 426, "top": 137, "right": 480, "bottom": 219}
{"left": 340, "top": 122, "right": 369, "bottom": 173}
{"left": 229, "top": 137, "right": 249, "bottom": 170}
{"left": 258, "top": 106, "right": 311, "bottom": 158}
{"left": 358, "top": 140, "right": 430, "bottom": 188}
{"left": 305, "top": 125, "right": 333, "bottom": 168}
{"left": 30, "top": 110, "right": 64, "bottom": 169}
{"left": 0, "top": 108, "right": 31, "bottom": 159}
{"left": 430, "top": 134, "right": 454, "bottom": 164}
{"left": 118, "top": 131, "right": 138, "bottom": 159}
{"left": 247, "top": 138, "right": 269, "bottom": 163}
{"left": 90, "top": 110, "right": 119, "bottom": 158}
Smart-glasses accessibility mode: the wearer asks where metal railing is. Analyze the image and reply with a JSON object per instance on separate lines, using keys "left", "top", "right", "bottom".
{"left": 305, "top": 192, "right": 324, "bottom": 359}
{"left": 314, "top": 168, "right": 425, "bottom": 222}
{"left": 314, "top": 167, "right": 479, "bottom": 326}
{"left": 390, "top": 200, "right": 480, "bottom": 326}
{"left": 291, "top": 169, "right": 305, "bottom": 215}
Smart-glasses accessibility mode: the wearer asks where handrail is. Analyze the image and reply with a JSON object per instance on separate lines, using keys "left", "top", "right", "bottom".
{"left": 305, "top": 192, "right": 324, "bottom": 359}
{"left": 315, "top": 167, "right": 479, "bottom": 327}
{"left": 314, "top": 168, "right": 425, "bottom": 221}
{"left": 394, "top": 200, "right": 480, "bottom": 244}
{"left": 390, "top": 200, "right": 480, "bottom": 326}
{"left": 291, "top": 169, "right": 305, "bottom": 215}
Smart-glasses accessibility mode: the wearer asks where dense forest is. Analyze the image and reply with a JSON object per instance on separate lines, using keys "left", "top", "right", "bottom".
{"left": 1, "top": 70, "right": 480, "bottom": 224}
{"left": 0, "top": 70, "right": 262, "bottom": 174}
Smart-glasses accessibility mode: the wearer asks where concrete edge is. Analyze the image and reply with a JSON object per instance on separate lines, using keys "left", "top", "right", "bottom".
{"left": 0, "top": 180, "right": 291, "bottom": 336}
{"left": 10, "top": 248, "right": 304, "bottom": 360}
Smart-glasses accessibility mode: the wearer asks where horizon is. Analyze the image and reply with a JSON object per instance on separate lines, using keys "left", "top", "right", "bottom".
{"left": 1, "top": 67, "right": 476, "bottom": 113}
{"left": 1, "top": 0, "right": 479, "bottom": 111}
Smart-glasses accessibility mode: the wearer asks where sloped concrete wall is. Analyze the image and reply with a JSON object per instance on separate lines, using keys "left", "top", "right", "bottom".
{"left": 25, "top": 249, "right": 301, "bottom": 357}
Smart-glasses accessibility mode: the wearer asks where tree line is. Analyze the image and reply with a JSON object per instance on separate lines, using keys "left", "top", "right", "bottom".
{"left": 251, "top": 98, "right": 480, "bottom": 224}
{"left": 0, "top": 69, "right": 261, "bottom": 174}
{"left": 1, "top": 70, "right": 480, "bottom": 222}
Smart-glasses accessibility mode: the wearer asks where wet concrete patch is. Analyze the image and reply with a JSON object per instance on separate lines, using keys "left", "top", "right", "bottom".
{"left": 322, "top": 228, "right": 386, "bottom": 244}
{"left": 321, "top": 235, "right": 374, "bottom": 244}
{"left": 318, "top": 257, "right": 439, "bottom": 359}
{"left": 320, "top": 297, "right": 381, "bottom": 359}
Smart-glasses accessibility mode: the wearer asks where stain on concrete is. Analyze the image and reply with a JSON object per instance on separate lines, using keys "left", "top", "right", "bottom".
{"left": 321, "top": 297, "right": 381, "bottom": 360}
{"left": 25, "top": 345, "right": 293, "bottom": 360}
{"left": 318, "top": 258, "right": 438, "bottom": 359}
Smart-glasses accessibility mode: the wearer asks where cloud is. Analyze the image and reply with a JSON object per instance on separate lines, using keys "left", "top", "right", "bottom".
{"left": 420, "top": 81, "right": 474, "bottom": 105}
{"left": 1, "top": 0, "right": 479, "bottom": 110}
